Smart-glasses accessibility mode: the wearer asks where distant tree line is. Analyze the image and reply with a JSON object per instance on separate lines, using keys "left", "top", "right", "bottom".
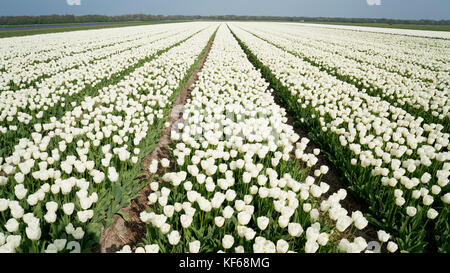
{"left": 0, "top": 14, "right": 449, "bottom": 26}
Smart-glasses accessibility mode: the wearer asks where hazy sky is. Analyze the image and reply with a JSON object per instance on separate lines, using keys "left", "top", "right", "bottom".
{"left": 1, "top": 0, "right": 449, "bottom": 20}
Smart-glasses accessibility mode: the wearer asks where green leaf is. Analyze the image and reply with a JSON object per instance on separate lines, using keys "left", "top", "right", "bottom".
{"left": 114, "top": 187, "right": 123, "bottom": 202}
{"left": 117, "top": 210, "right": 131, "bottom": 222}
{"left": 86, "top": 222, "right": 103, "bottom": 239}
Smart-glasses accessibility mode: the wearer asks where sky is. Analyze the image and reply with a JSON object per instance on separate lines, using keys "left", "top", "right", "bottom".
{"left": 0, "top": 0, "right": 449, "bottom": 20}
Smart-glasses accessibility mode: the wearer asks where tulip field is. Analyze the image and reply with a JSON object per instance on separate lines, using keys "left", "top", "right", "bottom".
{"left": 0, "top": 22, "right": 448, "bottom": 253}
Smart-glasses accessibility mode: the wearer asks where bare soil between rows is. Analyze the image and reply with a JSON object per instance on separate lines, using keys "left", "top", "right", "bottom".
{"left": 92, "top": 33, "right": 216, "bottom": 253}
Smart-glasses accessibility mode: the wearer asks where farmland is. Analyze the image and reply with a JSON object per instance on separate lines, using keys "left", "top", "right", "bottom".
{"left": 0, "top": 22, "right": 448, "bottom": 253}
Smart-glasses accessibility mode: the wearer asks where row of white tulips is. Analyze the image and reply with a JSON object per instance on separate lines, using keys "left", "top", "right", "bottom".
{"left": 282, "top": 23, "right": 450, "bottom": 72}
{"left": 0, "top": 27, "right": 169, "bottom": 91}
{"left": 118, "top": 24, "right": 394, "bottom": 254}
{"left": 229, "top": 23, "right": 449, "bottom": 252}
{"left": 283, "top": 22, "right": 450, "bottom": 40}
{"left": 253, "top": 24, "right": 449, "bottom": 88}
{"left": 0, "top": 23, "right": 209, "bottom": 159}
{"left": 237, "top": 23, "right": 450, "bottom": 123}
{"left": 0, "top": 24, "right": 177, "bottom": 77}
{"left": 0, "top": 24, "right": 217, "bottom": 252}
{"left": 0, "top": 22, "right": 200, "bottom": 121}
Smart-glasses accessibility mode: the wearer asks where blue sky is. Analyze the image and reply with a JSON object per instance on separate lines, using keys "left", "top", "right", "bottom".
{"left": 1, "top": 0, "right": 449, "bottom": 20}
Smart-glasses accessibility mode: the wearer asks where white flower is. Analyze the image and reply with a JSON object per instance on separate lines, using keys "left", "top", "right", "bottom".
{"left": 320, "top": 165, "right": 329, "bottom": 175}
{"left": 92, "top": 171, "right": 105, "bottom": 184}
{"left": 263, "top": 239, "right": 276, "bottom": 253}
{"left": 395, "top": 197, "right": 405, "bottom": 206}
{"left": 423, "top": 195, "right": 434, "bottom": 206}
{"left": 152, "top": 214, "right": 167, "bottom": 228}
{"left": 354, "top": 216, "right": 368, "bottom": 230}
{"left": 305, "top": 240, "right": 319, "bottom": 253}
{"left": 72, "top": 227, "right": 85, "bottom": 240}
{"left": 225, "top": 189, "right": 236, "bottom": 201}
{"left": 168, "top": 230, "right": 181, "bottom": 246}
{"left": 163, "top": 205, "right": 175, "bottom": 218}
{"left": 222, "top": 235, "right": 234, "bottom": 249}
{"left": 161, "top": 187, "right": 171, "bottom": 197}
{"left": 183, "top": 181, "right": 193, "bottom": 191}
{"left": 237, "top": 225, "right": 247, "bottom": 238}
{"left": 148, "top": 193, "right": 158, "bottom": 204}
{"left": 14, "top": 184, "right": 28, "bottom": 200}
{"left": 276, "top": 239, "right": 289, "bottom": 253}
{"left": 303, "top": 203, "right": 312, "bottom": 212}
{"left": 235, "top": 200, "right": 245, "bottom": 211}
{"left": 180, "top": 214, "right": 193, "bottom": 229}
{"left": 406, "top": 206, "right": 417, "bottom": 217}
{"left": 158, "top": 196, "right": 168, "bottom": 207}
{"left": 278, "top": 215, "right": 289, "bottom": 228}
{"left": 427, "top": 208, "right": 438, "bottom": 220}
{"left": 215, "top": 216, "right": 225, "bottom": 228}
{"left": 310, "top": 184, "right": 322, "bottom": 198}
{"left": 257, "top": 175, "right": 268, "bottom": 186}
{"left": 150, "top": 182, "right": 159, "bottom": 192}
{"left": 243, "top": 172, "right": 251, "bottom": 183}
{"left": 54, "top": 239, "right": 67, "bottom": 251}
{"left": 65, "top": 223, "right": 75, "bottom": 235}
{"left": 189, "top": 240, "right": 201, "bottom": 253}
{"left": 222, "top": 206, "right": 234, "bottom": 219}
{"left": 244, "top": 195, "right": 253, "bottom": 204}
{"left": 117, "top": 245, "right": 132, "bottom": 253}
{"left": 442, "top": 193, "right": 450, "bottom": 204}
{"left": 257, "top": 216, "right": 269, "bottom": 231}
{"left": 174, "top": 202, "right": 182, "bottom": 212}
{"left": 250, "top": 185, "right": 259, "bottom": 195}
{"left": 25, "top": 225, "right": 41, "bottom": 241}
{"left": 431, "top": 185, "right": 441, "bottom": 195}
{"left": 144, "top": 244, "right": 159, "bottom": 253}
{"left": 235, "top": 246, "right": 245, "bottom": 253}
{"left": 160, "top": 223, "right": 171, "bottom": 234}
{"left": 45, "top": 243, "right": 58, "bottom": 253}
{"left": 148, "top": 160, "right": 158, "bottom": 174}
{"left": 237, "top": 211, "right": 251, "bottom": 226}
{"left": 108, "top": 167, "right": 119, "bottom": 182}
{"left": 339, "top": 239, "right": 350, "bottom": 253}
{"left": 421, "top": 172, "right": 431, "bottom": 184}
{"left": 387, "top": 241, "right": 398, "bottom": 253}
{"left": 336, "top": 215, "right": 352, "bottom": 232}
{"left": 412, "top": 190, "right": 421, "bottom": 199}
{"left": 377, "top": 230, "right": 390, "bottom": 243}
{"left": 5, "top": 218, "right": 19, "bottom": 232}
{"left": 0, "top": 198, "right": 9, "bottom": 211}
{"left": 288, "top": 223, "right": 303, "bottom": 237}
{"left": 317, "top": 233, "right": 329, "bottom": 246}
{"left": 135, "top": 247, "right": 145, "bottom": 253}
{"left": 161, "top": 158, "right": 170, "bottom": 168}
{"left": 244, "top": 228, "right": 256, "bottom": 241}
{"left": 310, "top": 209, "right": 320, "bottom": 221}
{"left": 77, "top": 210, "right": 90, "bottom": 223}
{"left": 44, "top": 212, "right": 57, "bottom": 224}
{"left": 79, "top": 197, "right": 93, "bottom": 210}
{"left": 353, "top": 237, "right": 367, "bottom": 251}
{"left": 305, "top": 176, "right": 315, "bottom": 185}
{"left": 45, "top": 201, "right": 58, "bottom": 212}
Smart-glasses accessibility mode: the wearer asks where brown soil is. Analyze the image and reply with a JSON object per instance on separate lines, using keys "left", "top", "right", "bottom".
{"left": 271, "top": 90, "right": 380, "bottom": 247}
{"left": 93, "top": 33, "right": 216, "bottom": 253}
